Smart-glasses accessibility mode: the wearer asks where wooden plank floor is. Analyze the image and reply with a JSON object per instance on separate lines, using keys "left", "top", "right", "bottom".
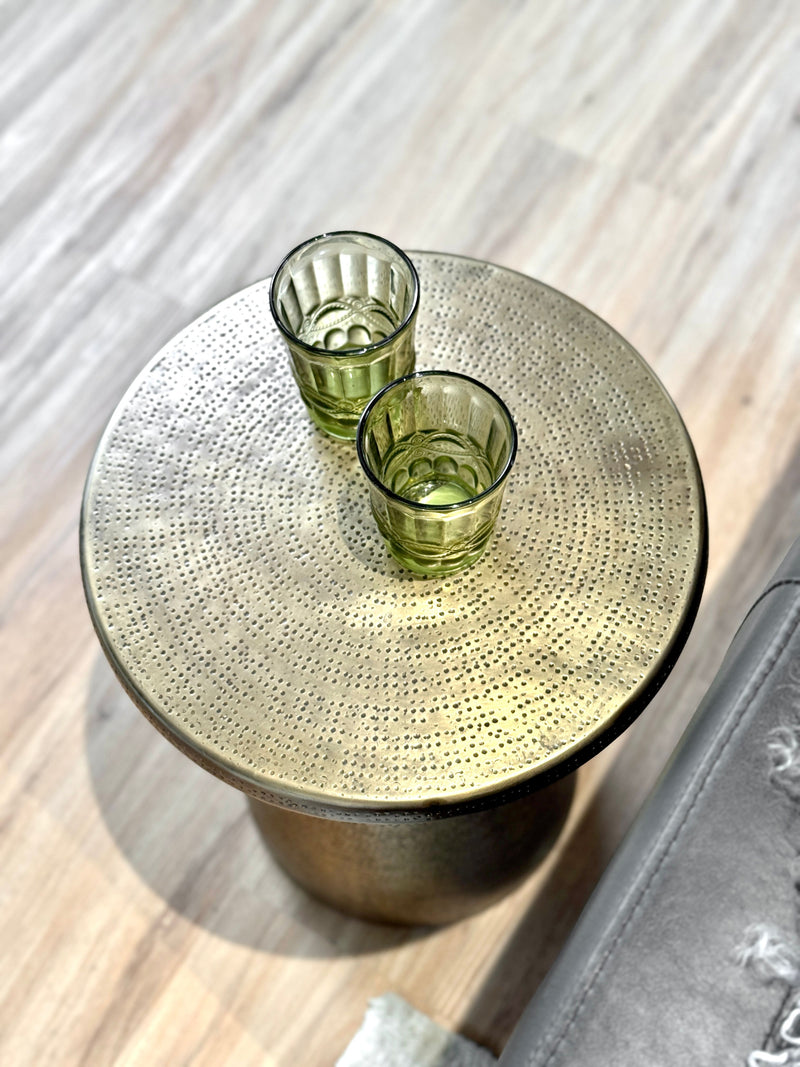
{"left": 2, "top": 1, "right": 799, "bottom": 1063}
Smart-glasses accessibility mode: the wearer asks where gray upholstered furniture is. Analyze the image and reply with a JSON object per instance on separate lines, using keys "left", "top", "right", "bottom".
{"left": 499, "top": 537, "right": 800, "bottom": 1066}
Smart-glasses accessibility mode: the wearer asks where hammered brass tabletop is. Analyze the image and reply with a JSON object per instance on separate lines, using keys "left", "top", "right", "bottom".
{"left": 80, "top": 252, "right": 707, "bottom": 922}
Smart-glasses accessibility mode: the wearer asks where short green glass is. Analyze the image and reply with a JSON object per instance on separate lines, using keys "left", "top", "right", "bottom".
{"left": 269, "top": 231, "right": 419, "bottom": 440}
{"left": 357, "top": 371, "right": 518, "bottom": 576}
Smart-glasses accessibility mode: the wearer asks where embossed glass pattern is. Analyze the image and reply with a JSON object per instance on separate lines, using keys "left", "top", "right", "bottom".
{"left": 357, "top": 371, "right": 518, "bottom": 576}
{"left": 269, "top": 231, "right": 419, "bottom": 439}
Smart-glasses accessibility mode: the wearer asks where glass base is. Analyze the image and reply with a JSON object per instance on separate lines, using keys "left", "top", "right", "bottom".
{"left": 306, "top": 404, "right": 359, "bottom": 441}
{"left": 385, "top": 539, "right": 488, "bottom": 577}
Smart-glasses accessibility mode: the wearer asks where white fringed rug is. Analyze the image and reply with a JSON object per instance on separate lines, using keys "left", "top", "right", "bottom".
{"left": 336, "top": 994, "right": 497, "bottom": 1067}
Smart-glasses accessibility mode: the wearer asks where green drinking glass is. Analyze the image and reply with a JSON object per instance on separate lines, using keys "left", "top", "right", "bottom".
{"left": 357, "top": 371, "right": 518, "bottom": 576}
{"left": 269, "top": 231, "right": 419, "bottom": 440}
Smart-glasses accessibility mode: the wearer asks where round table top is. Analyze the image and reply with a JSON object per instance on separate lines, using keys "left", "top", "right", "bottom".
{"left": 81, "top": 252, "right": 707, "bottom": 820}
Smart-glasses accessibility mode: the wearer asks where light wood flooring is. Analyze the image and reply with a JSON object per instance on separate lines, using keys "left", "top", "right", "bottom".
{"left": 2, "top": 1, "right": 799, "bottom": 1063}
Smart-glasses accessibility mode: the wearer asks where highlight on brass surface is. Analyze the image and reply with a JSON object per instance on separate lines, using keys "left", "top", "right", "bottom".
{"left": 269, "top": 230, "right": 419, "bottom": 440}
{"left": 356, "top": 370, "right": 517, "bottom": 576}
{"left": 80, "top": 253, "right": 707, "bottom": 820}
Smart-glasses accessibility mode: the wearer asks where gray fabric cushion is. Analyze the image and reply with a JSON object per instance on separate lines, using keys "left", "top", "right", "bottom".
{"left": 499, "top": 539, "right": 800, "bottom": 1065}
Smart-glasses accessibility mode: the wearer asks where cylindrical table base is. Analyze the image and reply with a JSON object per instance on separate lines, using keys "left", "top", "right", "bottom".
{"left": 248, "top": 774, "right": 576, "bottom": 925}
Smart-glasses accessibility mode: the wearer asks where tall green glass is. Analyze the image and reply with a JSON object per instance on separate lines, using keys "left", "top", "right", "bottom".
{"left": 357, "top": 371, "right": 518, "bottom": 576}
{"left": 269, "top": 232, "right": 419, "bottom": 440}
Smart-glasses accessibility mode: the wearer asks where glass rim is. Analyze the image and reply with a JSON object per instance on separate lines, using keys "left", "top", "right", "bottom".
{"left": 268, "top": 231, "right": 420, "bottom": 358}
{"left": 356, "top": 370, "right": 519, "bottom": 512}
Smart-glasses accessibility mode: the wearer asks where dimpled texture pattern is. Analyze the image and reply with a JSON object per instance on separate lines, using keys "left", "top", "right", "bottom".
{"left": 81, "top": 253, "right": 705, "bottom": 818}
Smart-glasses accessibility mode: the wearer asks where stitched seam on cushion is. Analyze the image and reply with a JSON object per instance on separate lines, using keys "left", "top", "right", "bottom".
{"left": 527, "top": 593, "right": 800, "bottom": 1067}
{"left": 744, "top": 579, "right": 800, "bottom": 624}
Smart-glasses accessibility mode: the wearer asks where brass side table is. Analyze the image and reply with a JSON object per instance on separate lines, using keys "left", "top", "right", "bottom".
{"left": 80, "top": 253, "right": 707, "bottom": 925}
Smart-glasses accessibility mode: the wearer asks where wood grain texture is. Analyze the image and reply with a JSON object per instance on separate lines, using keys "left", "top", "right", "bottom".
{"left": 1, "top": 0, "right": 798, "bottom": 1062}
